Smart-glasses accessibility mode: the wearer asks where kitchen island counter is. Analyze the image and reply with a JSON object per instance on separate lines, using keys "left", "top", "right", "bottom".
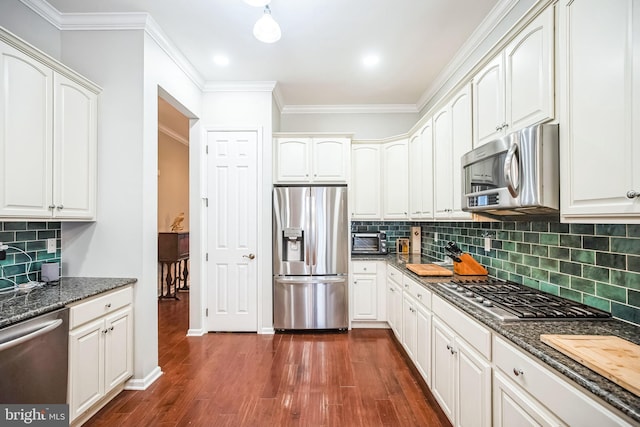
{"left": 0, "top": 277, "right": 137, "bottom": 329}
{"left": 353, "top": 253, "right": 640, "bottom": 423}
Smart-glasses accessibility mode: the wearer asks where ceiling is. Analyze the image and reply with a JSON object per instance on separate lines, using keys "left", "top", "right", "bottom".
{"left": 43, "top": 0, "right": 500, "bottom": 108}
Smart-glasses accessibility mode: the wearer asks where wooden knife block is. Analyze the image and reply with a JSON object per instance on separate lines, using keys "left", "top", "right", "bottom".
{"left": 454, "top": 253, "right": 488, "bottom": 276}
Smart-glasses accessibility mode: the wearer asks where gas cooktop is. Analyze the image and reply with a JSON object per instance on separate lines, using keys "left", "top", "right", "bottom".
{"left": 437, "top": 278, "right": 611, "bottom": 322}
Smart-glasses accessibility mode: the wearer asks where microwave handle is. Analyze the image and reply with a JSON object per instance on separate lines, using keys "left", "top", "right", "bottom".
{"left": 504, "top": 142, "right": 519, "bottom": 198}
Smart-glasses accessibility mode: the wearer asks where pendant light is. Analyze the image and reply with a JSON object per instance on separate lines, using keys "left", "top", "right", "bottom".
{"left": 253, "top": 5, "right": 281, "bottom": 43}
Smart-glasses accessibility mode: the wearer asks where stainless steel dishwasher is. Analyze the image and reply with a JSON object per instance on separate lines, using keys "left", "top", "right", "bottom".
{"left": 0, "top": 307, "right": 69, "bottom": 403}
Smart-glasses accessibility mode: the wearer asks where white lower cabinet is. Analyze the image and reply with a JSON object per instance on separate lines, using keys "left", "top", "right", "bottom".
{"left": 493, "top": 336, "right": 635, "bottom": 427}
{"left": 386, "top": 266, "right": 403, "bottom": 340}
{"left": 351, "top": 260, "right": 386, "bottom": 324}
{"left": 68, "top": 286, "right": 133, "bottom": 424}
{"left": 432, "top": 296, "right": 492, "bottom": 427}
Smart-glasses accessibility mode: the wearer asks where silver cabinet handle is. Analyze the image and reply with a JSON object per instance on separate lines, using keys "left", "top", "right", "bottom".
{"left": 446, "top": 344, "right": 457, "bottom": 355}
{"left": 627, "top": 191, "right": 640, "bottom": 199}
{"left": 417, "top": 293, "right": 422, "bottom": 299}
{"left": 496, "top": 125, "right": 502, "bottom": 131}
{"left": 48, "top": 205, "right": 55, "bottom": 210}
{"left": 56, "top": 205, "right": 64, "bottom": 210}
{"left": 109, "top": 326, "right": 114, "bottom": 332}
{"left": 513, "top": 368, "right": 524, "bottom": 376}
{"left": 105, "top": 303, "right": 112, "bottom": 308}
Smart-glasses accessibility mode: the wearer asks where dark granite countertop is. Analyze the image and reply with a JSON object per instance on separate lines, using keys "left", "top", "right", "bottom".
{"left": 0, "top": 277, "right": 137, "bottom": 329}
{"left": 352, "top": 253, "right": 640, "bottom": 423}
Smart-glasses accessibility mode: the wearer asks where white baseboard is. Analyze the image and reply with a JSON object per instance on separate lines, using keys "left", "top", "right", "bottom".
{"left": 186, "top": 328, "right": 206, "bottom": 336}
{"left": 124, "top": 366, "right": 163, "bottom": 390}
{"left": 351, "top": 321, "right": 391, "bottom": 329}
{"left": 260, "top": 326, "right": 275, "bottom": 334}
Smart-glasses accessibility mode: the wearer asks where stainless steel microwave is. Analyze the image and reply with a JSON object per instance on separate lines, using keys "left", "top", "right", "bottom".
{"left": 351, "top": 232, "right": 387, "bottom": 255}
{"left": 461, "top": 124, "right": 559, "bottom": 220}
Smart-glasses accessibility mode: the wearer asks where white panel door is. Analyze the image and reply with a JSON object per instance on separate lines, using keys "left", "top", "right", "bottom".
{"left": 350, "top": 144, "right": 381, "bottom": 219}
{"left": 274, "top": 137, "right": 311, "bottom": 182}
{"left": 0, "top": 41, "right": 53, "bottom": 217}
{"left": 313, "top": 137, "right": 349, "bottom": 182}
{"left": 450, "top": 85, "right": 473, "bottom": 220}
{"left": 104, "top": 306, "right": 133, "bottom": 393}
{"left": 68, "top": 318, "right": 104, "bottom": 420}
{"left": 432, "top": 316, "right": 456, "bottom": 424}
{"left": 207, "top": 131, "right": 258, "bottom": 331}
{"left": 456, "top": 338, "right": 492, "bottom": 427}
{"left": 352, "top": 274, "right": 377, "bottom": 320}
{"left": 433, "top": 107, "right": 452, "bottom": 219}
{"left": 382, "top": 138, "right": 409, "bottom": 219}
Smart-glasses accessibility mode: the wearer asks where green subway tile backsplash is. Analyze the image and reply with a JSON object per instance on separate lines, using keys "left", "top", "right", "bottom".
{"left": 0, "top": 222, "right": 61, "bottom": 289}
{"left": 351, "top": 220, "right": 640, "bottom": 326}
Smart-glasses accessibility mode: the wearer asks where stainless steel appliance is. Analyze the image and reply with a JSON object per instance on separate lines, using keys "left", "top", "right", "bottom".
{"left": 351, "top": 231, "right": 387, "bottom": 255}
{"left": 0, "top": 307, "right": 69, "bottom": 403}
{"left": 273, "top": 186, "right": 349, "bottom": 330}
{"left": 461, "top": 123, "right": 559, "bottom": 219}
{"left": 437, "top": 279, "right": 610, "bottom": 322}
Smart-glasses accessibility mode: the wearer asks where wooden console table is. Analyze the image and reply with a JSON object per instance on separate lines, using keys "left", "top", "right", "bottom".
{"left": 158, "top": 232, "right": 189, "bottom": 299}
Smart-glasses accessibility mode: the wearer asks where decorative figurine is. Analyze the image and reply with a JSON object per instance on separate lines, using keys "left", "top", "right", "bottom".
{"left": 170, "top": 212, "right": 185, "bottom": 232}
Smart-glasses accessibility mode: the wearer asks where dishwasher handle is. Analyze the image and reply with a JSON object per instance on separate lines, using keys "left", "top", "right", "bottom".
{"left": 0, "top": 319, "right": 63, "bottom": 352}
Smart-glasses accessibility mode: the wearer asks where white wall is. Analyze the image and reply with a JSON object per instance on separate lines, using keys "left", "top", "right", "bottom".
{"left": 0, "top": 1, "right": 60, "bottom": 59}
{"left": 279, "top": 111, "right": 418, "bottom": 140}
{"left": 201, "top": 89, "right": 274, "bottom": 333}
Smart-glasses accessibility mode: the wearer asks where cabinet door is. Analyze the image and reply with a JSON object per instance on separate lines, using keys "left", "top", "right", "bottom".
{"left": 386, "top": 282, "right": 397, "bottom": 331}
{"left": 402, "top": 293, "right": 417, "bottom": 360}
{"left": 433, "top": 106, "right": 452, "bottom": 219}
{"left": 409, "top": 131, "right": 423, "bottom": 219}
{"left": 431, "top": 317, "right": 456, "bottom": 424}
{"left": 409, "top": 121, "right": 434, "bottom": 219}
{"left": 493, "top": 371, "right": 561, "bottom": 427}
{"left": 505, "top": 7, "right": 554, "bottom": 133}
{"left": 450, "top": 85, "right": 473, "bottom": 220}
{"left": 69, "top": 318, "right": 105, "bottom": 421}
{"left": 312, "top": 137, "right": 349, "bottom": 182}
{"left": 0, "top": 41, "right": 53, "bottom": 217}
{"left": 382, "top": 139, "right": 409, "bottom": 219}
{"left": 352, "top": 273, "right": 377, "bottom": 320}
{"left": 275, "top": 138, "right": 311, "bottom": 182}
{"left": 559, "top": 0, "right": 640, "bottom": 221}
{"left": 473, "top": 55, "right": 505, "bottom": 146}
{"left": 456, "top": 338, "right": 492, "bottom": 427}
{"left": 415, "top": 303, "right": 432, "bottom": 386}
{"left": 104, "top": 306, "right": 133, "bottom": 393}
{"left": 53, "top": 73, "right": 98, "bottom": 219}
{"left": 351, "top": 144, "right": 381, "bottom": 219}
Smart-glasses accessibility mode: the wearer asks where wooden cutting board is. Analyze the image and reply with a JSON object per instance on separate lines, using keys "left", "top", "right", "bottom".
{"left": 540, "top": 334, "right": 640, "bottom": 397}
{"left": 406, "top": 264, "right": 453, "bottom": 277}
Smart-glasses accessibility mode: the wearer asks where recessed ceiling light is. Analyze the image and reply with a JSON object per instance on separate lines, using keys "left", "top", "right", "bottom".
{"left": 213, "top": 55, "right": 230, "bottom": 66}
{"left": 362, "top": 54, "right": 380, "bottom": 68}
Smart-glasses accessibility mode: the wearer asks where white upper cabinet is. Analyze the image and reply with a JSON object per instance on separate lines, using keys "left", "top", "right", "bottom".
{"left": 409, "top": 120, "right": 434, "bottom": 220}
{"left": 473, "top": 7, "right": 554, "bottom": 147}
{"left": 0, "top": 33, "right": 99, "bottom": 220}
{"left": 434, "top": 84, "right": 473, "bottom": 220}
{"left": 274, "top": 136, "right": 350, "bottom": 183}
{"left": 350, "top": 143, "right": 382, "bottom": 219}
{"left": 382, "top": 138, "right": 409, "bottom": 219}
{"left": 559, "top": 0, "right": 640, "bottom": 223}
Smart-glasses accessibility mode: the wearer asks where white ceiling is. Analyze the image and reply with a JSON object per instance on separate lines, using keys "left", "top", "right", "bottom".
{"left": 43, "top": 0, "right": 500, "bottom": 108}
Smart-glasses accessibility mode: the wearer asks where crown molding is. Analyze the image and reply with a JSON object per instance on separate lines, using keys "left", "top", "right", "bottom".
{"left": 203, "top": 81, "right": 277, "bottom": 93}
{"left": 20, "top": 0, "right": 206, "bottom": 89}
{"left": 281, "top": 104, "right": 419, "bottom": 115}
{"left": 415, "top": 0, "right": 520, "bottom": 112}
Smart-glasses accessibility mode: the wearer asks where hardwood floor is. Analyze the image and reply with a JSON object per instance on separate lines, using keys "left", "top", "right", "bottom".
{"left": 84, "top": 293, "right": 451, "bottom": 426}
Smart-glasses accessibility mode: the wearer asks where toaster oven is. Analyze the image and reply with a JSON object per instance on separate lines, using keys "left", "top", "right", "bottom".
{"left": 351, "top": 232, "right": 387, "bottom": 255}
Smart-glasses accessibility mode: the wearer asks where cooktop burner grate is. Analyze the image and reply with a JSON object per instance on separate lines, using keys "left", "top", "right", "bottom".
{"left": 438, "top": 279, "right": 611, "bottom": 321}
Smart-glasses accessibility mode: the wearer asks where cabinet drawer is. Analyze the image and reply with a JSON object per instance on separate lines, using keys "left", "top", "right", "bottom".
{"left": 433, "top": 294, "right": 491, "bottom": 359}
{"left": 387, "top": 265, "right": 403, "bottom": 285}
{"left": 69, "top": 286, "right": 133, "bottom": 329}
{"left": 352, "top": 261, "right": 378, "bottom": 274}
{"left": 402, "top": 275, "right": 431, "bottom": 309}
{"left": 493, "top": 335, "right": 633, "bottom": 426}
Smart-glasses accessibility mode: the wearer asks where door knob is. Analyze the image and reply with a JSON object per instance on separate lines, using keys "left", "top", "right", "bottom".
{"left": 627, "top": 190, "right": 640, "bottom": 199}
{"left": 243, "top": 253, "right": 256, "bottom": 260}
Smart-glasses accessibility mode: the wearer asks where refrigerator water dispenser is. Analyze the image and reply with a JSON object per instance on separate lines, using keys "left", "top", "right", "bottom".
{"left": 282, "top": 228, "right": 304, "bottom": 261}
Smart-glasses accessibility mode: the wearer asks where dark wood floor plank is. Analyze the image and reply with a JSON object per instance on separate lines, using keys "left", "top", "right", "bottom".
{"left": 84, "top": 293, "right": 451, "bottom": 427}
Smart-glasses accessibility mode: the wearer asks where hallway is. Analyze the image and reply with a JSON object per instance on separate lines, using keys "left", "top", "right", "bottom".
{"left": 84, "top": 295, "right": 449, "bottom": 426}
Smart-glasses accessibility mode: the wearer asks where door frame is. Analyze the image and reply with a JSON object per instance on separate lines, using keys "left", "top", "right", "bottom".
{"left": 200, "top": 126, "right": 267, "bottom": 333}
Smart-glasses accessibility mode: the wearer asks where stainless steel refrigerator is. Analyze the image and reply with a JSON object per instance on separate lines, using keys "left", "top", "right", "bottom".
{"left": 273, "top": 185, "right": 349, "bottom": 330}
